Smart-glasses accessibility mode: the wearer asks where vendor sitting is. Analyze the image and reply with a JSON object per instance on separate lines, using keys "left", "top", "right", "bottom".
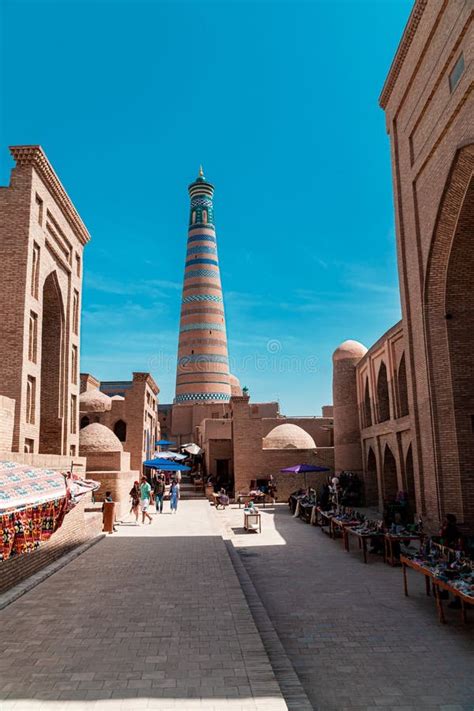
{"left": 439, "top": 513, "right": 462, "bottom": 548}
{"left": 215, "top": 488, "right": 230, "bottom": 509}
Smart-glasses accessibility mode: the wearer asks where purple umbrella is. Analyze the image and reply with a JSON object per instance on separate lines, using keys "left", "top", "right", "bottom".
{"left": 280, "top": 464, "right": 330, "bottom": 487}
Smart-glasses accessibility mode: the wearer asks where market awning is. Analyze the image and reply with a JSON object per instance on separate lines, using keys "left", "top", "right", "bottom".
{"left": 280, "top": 464, "right": 330, "bottom": 473}
{"left": 143, "top": 459, "right": 191, "bottom": 471}
{"left": 182, "top": 443, "right": 202, "bottom": 455}
{"left": 154, "top": 451, "right": 187, "bottom": 461}
{"left": 156, "top": 440, "right": 176, "bottom": 447}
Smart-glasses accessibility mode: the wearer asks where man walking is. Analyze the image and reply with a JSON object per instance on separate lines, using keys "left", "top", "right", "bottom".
{"left": 153, "top": 473, "right": 165, "bottom": 514}
{"left": 140, "top": 476, "right": 153, "bottom": 524}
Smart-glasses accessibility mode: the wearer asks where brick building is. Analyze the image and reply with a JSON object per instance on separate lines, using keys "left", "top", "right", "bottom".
{"left": 79, "top": 372, "right": 160, "bottom": 473}
{"left": 0, "top": 145, "right": 89, "bottom": 459}
{"left": 332, "top": 0, "right": 473, "bottom": 530}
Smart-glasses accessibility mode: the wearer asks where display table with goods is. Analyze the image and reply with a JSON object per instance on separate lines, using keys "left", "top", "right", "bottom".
{"left": 244, "top": 508, "right": 261, "bottom": 533}
{"left": 330, "top": 512, "right": 362, "bottom": 549}
{"left": 400, "top": 544, "right": 474, "bottom": 624}
{"left": 384, "top": 531, "right": 424, "bottom": 566}
{"left": 238, "top": 491, "right": 267, "bottom": 509}
{"left": 314, "top": 507, "right": 336, "bottom": 535}
{"left": 346, "top": 521, "right": 385, "bottom": 564}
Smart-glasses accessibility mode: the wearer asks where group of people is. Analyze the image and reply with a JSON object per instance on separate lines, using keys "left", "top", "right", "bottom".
{"left": 128, "top": 473, "right": 180, "bottom": 524}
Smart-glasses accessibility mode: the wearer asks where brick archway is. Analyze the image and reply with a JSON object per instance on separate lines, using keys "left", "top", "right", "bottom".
{"left": 365, "top": 447, "right": 378, "bottom": 506}
{"left": 424, "top": 144, "right": 474, "bottom": 525}
{"left": 39, "top": 271, "right": 65, "bottom": 454}
{"left": 382, "top": 444, "right": 398, "bottom": 502}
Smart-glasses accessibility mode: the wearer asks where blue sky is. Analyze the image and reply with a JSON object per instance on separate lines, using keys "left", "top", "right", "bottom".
{"left": 0, "top": 0, "right": 411, "bottom": 414}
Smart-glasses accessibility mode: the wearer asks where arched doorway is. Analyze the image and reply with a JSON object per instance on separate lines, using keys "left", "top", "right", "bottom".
{"left": 397, "top": 354, "right": 409, "bottom": 417}
{"left": 114, "top": 419, "right": 127, "bottom": 442}
{"left": 39, "top": 272, "right": 65, "bottom": 454}
{"left": 382, "top": 445, "right": 398, "bottom": 502}
{"left": 377, "top": 362, "right": 390, "bottom": 422}
{"left": 405, "top": 445, "right": 416, "bottom": 511}
{"left": 365, "top": 447, "right": 378, "bottom": 506}
{"left": 424, "top": 145, "right": 474, "bottom": 524}
{"left": 363, "top": 379, "right": 372, "bottom": 428}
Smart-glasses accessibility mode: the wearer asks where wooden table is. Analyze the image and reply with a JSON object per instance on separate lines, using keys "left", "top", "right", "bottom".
{"left": 400, "top": 555, "right": 474, "bottom": 624}
{"left": 315, "top": 507, "right": 335, "bottom": 535}
{"left": 244, "top": 511, "right": 261, "bottom": 533}
{"left": 238, "top": 493, "right": 266, "bottom": 509}
{"left": 330, "top": 518, "right": 359, "bottom": 550}
{"left": 346, "top": 528, "right": 385, "bottom": 564}
{"left": 384, "top": 534, "right": 423, "bottom": 566}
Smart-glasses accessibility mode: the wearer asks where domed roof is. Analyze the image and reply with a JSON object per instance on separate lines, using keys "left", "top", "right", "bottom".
{"left": 79, "top": 423, "right": 123, "bottom": 454}
{"left": 111, "top": 395, "right": 125, "bottom": 401}
{"left": 262, "top": 423, "right": 316, "bottom": 450}
{"left": 229, "top": 374, "right": 242, "bottom": 397}
{"left": 333, "top": 340, "right": 368, "bottom": 362}
{"left": 79, "top": 388, "right": 112, "bottom": 413}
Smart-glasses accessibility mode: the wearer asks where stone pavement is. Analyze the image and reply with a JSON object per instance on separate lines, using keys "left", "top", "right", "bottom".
{"left": 0, "top": 501, "right": 287, "bottom": 711}
{"left": 217, "top": 504, "right": 474, "bottom": 711}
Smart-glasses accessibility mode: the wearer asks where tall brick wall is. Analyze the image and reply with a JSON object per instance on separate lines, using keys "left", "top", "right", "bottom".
{"left": 380, "top": 0, "right": 473, "bottom": 528}
{"left": 0, "top": 146, "right": 90, "bottom": 458}
{"left": 0, "top": 495, "right": 102, "bottom": 594}
{"left": 0, "top": 395, "right": 15, "bottom": 451}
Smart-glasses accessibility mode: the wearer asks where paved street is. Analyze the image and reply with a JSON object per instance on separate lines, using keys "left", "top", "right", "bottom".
{"left": 1, "top": 500, "right": 473, "bottom": 711}
{"left": 218, "top": 504, "right": 474, "bottom": 711}
{"left": 0, "top": 501, "right": 286, "bottom": 711}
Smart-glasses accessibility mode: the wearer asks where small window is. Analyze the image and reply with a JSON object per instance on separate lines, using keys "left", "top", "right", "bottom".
{"left": 80, "top": 415, "right": 90, "bottom": 429}
{"left": 202, "top": 209, "right": 207, "bottom": 224}
{"left": 28, "top": 311, "right": 38, "bottom": 363}
{"left": 31, "top": 243, "right": 40, "bottom": 298}
{"left": 26, "top": 376, "right": 36, "bottom": 424}
{"left": 449, "top": 54, "right": 464, "bottom": 93}
{"left": 24, "top": 438, "right": 34, "bottom": 453}
{"left": 71, "top": 345, "right": 78, "bottom": 384}
{"left": 75, "top": 254, "right": 81, "bottom": 277}
{"left": 70, "top": 394, "right": 77, "bottom": 434}
{"left": 192, "top": 210, "right": 196, "bottom": 224}
{"left": 70, "top": 445, "right": 76, "bottom": 456}
{"left": 72, "top": 290, "right": 79, "bottom": 334}
{"left": 35, "top": 194, "right": 43, "bottom": 225}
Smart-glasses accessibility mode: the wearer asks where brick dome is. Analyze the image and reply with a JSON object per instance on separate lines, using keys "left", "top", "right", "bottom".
{"left": 79, "top": 423, "right": 123, "bottom": 454}
{"left": 229, "top": 374, "right": 243, "bottom": 397}
{"left": 262, "top": 423, "right": 316, "bottom": 450}
{"left": 333, "top": 340, "right": 367, "bottom": 362}
{"left": 79, "top": 388, "right": 112, "bottom": 413}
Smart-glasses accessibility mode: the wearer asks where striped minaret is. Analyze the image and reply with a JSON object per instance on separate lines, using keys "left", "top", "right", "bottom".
{"left": 174, "top": 167, "right": 232, "bottom": 404}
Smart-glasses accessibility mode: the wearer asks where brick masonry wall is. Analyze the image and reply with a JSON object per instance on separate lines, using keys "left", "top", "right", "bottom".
{"left": 381, "top": 1, "right": 473, "bottom": 528}
{"left": 87, "top": 469, "right": 137, "bottom": 518}
{"left": 0, "top": 395, "right": 15, "bottom": 451}
{"left": 0, "top": 494, "right": 102, "bottom": 594}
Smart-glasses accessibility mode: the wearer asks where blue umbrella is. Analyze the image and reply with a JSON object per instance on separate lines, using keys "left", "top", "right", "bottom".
{"left": 280, "top": 464, "right": 330, "bottom": 487}
{"left": 156, "top": 440, "right": 176, "bottom": 446}
{"left": 144, "top": 458, "right": 191, "bottom": 471}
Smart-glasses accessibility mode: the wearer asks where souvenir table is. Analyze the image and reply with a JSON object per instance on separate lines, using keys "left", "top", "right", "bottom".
{"left": 238, "top": 492, "right": 267, "bottom": 509}
{"left": 244, "top": 510, "right": 261, "bottom": 533}
{"left": 400, "top": 554, "right": 474, "bottom": 624}
{"left": 315, "top": 507, "right": 335, "bottom": 535}
{"left": 346, "top": 525, "right": 385, "bottom": 564}
{"left": 384, "top": 533, "right": 424, "bottom": 566}
{"left": 299, "top": 501, "right": 316, "bottom": 524}
{"left": 330, "top": 515, "right": 360, "bottom": 550}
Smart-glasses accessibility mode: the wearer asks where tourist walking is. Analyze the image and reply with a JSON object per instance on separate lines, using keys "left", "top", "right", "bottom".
{"left": 140, "top": 476, "right": 153, "bottom": 524}
{"left": 169, "top": 480, "right": 180, "bottom": 513}
{"left": 153, "top": 473, "right": 165, "bottom": 513}
{"left": 129, "top": 480, "right": 140, "bottom": 524}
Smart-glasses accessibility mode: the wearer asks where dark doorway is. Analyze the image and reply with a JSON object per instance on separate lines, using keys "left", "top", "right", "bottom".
{"left": 365, "top": 447, "right": 379, "bottom": 506}
{"left": 80, "top": 416, "right": 90, "bottom": 429}
{"left": 377, "top": 362, "right": 390, "bottom": 422}
{"left": 397, "top": 354, "right": 409, "bottom": 417}
{"left": 39, "top": 272, "right": 64, "bottom": 454}
{"left": 382, "top": 445, "right": 398, "bottom": 502}
{"left": 405, "top": 445, "right": 416, "bottom": 512}
{"left": 364, "top": 379, "right": 372, "bottom": 428}
{"left": 114, "top": 419, "right": 127, "bottom": 442}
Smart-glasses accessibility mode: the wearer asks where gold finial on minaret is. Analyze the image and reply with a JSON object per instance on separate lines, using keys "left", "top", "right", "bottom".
{"left": 199, "top": 164, "right": 204, "bottom": 177}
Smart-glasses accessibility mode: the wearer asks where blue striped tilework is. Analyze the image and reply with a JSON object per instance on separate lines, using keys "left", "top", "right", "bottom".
{"left": 185, "top": 268, "right": 220, "bottom": 279}
{"left": 186, "top": 245, "right": 217, "bottom": 256}
{"left": 185, "top": 258, "right": 219, "bottom": 267}
{"left": 187, "top": 234, "right": 217, "bottom": 244}
{"left": 182, "top": 294, "right": 222, "bottom": 304}
{"left": 180, "top": 322, "right": 225, "bottom": 332}
{"left": 175, "top": 392, "right": 231, "bottom": 403}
